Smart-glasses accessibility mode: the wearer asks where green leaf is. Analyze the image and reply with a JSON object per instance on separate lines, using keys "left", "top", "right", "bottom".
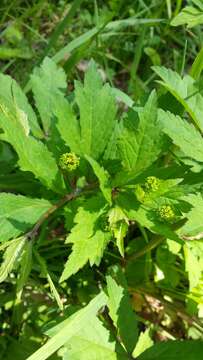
{"left": 158, "top": 109, "right": 203, "bottom": 163}
{"left": 0, "top": 236, "right": 26, "bottom": 283}
{"left": 180, "top": 194, "right": 203, "bottom": 236}
{"left": 118, "top": 91, "right": 164, "bottom": 176}
{"left": 184, "top": 243, "right": 202, "bottom": 290}
{"left": 0, "top": 73, "right": 43, "bottom": 138}
{"left": 116, "top": 191, "right": 182, "bottom": 243}
{"left": 153, "top": 66, "right": 203, "bottom": 132}
{"left": 60, "top": 195, "right": 110, "bottom": 282}
{"left": 74, "top": 60, "right": 117, "bottom": 159}
{"left": 26, "top": 291, "right": 107, "bottom": 360}
{"left": 86, "top": 155, "right": 112, "bottom": 204}
{"left": 106, "top": 275, "right": 138, "bottom": 354}
{"left": 62, "top": 316, "right": 127, "bottom": 360}
{"left": 132, "top": 328, "right": 153, "bottom": 358}
{"left": 0, "top": 193, "right": 51, "bottom": 243}
{"left": 54, "top": 95, "right": 81, "bottom": 154}
{"left": 171, "top": 6, "right": 203, "bottom": 28}
{"left": 31, "top": 57, "right": 66, "bottom": 134}
{"left": 138, "top": 340, "right": 203, "bottom": 360}
{"left": 108, "top": 206, "right": 129, "bottom": 256}
{"left": 0, "top": 103, "right": 65, "bottom": 193}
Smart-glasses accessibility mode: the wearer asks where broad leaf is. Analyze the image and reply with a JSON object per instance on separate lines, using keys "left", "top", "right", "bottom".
{"left": 138, "top": 340, "right": 203, "bottom": 360}
{"left": 27, "top": 291, "right": 108, "bottom": 360}
{"left": 153, "top": 66, "right": 203, "bottom": 132}
{"left": 158, "top": 109, "right": 203, "bottom": 163}
{"left": 0, "top": 193, "right": 51, "bottom": 242}
{"left": 0, "top": 73, "right": 43, "bottom": 138}
{"left": 116, "top": 191, "right": 182, "bottom": 243}
{"left": 0, "top": 102, "right": 65, "bottom": 193}
{"left": 106, "top": 275, "right": 138, "bottom": 354}
{"left": 171, "top": 6, "right": 203, "bottom": 28}
{"left": 60, "top": 195, "right": 110, "bottom": 282}
{"left": 74, "top": 60, "right": 117, "bottom": 159}
{"left": 117, "top": 91, "right": 164, "bottom": 178}
{"left": 54, "top": 94, "right": 81, "bottom": 154}
{"left": 86, "top": 155, "right": 112, "bottom": 204}
{"left": 180, "top": 194, "right": 203, "bottom": 236}
{"left": 31, "top": 57, "right": 67, "bottom": 134}
{"left": 62, "top": 316, "right": 127, "bottom": 360}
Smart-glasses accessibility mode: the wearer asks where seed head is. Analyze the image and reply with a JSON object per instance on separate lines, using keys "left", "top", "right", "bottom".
{"left": 59, "top": 152, "right": 80, "bottom": 171}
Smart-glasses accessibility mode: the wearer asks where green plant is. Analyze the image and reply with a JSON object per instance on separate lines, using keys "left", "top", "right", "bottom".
{"left": 0, "top": 58, "right": 203, "bottom": 359}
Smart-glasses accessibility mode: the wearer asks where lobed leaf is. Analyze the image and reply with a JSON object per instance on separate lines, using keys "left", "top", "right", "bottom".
{"left": 153, "top": 66, "right": 203, "bottom": 132}
{"left": 0, "top": 102, "right": 65, "bottom": 193}
{"left": 60, "top": 195, "right": 110, "bottom": 282}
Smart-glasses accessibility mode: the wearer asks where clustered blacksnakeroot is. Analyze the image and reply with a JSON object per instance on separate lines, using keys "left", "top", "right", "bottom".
{"left": 59, "top": 152, "right": 80, "bottom": 171}
{"left": 144, "top": 176, "right": 161, "bottom": 192}
{"left": 159, "top": 204, "right": 175, "bottom": 221}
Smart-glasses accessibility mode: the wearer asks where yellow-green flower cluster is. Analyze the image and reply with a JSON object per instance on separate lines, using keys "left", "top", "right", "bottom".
{"left": 159, "top": 205, "right": 175, "bottom": 221}
{"left": 59, "top": 152, "right": 80, "bottom": 171}
{"left": 144, "top": 176, "right": 160, "bottom": 192}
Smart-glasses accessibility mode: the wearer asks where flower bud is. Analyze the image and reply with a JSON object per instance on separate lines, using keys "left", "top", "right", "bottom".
{"left": 144, "top": 176, "right": 160, "bottom": 192}
{"left": 59, "top": 152, "right": 80, "bottom": 171}
{"left": 159, "top": 205, "right": 175, "bottom": 221}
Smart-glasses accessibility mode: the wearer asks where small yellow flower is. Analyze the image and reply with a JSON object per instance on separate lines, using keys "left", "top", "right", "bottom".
{"left": 145, "top": 176, "right": 160, "bottom": 192}
{"left": 59, "top": 152, "right": 80, "bottom": 171}
{"left": 159, "top": 205, "right": 175, "bottom": 221}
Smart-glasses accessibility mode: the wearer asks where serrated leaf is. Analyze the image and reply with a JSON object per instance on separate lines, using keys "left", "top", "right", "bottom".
{"left": 118, "top": 91, "right": 164, "bottom": 177}
{"left": 0, "top": 236, "right": 26, "bottom": 283}
{"left": 74, "top": 60, "right": 117, "bottom": 159}
{"left": 116, "top": 191, "right": 182, "bottom": 243}
{"left": 171, "top": 6, "right": 203, "bottom": 28}
{"left": 132, "top": 328, "right": 153, "bottom": 358}
{"left": 31, "top": 57, "right": 67, "bottom": 134}
{"left": 180, "top": 194, "right": 203, "bottom": 236}
{"left": 0, "top": 73, "right": 43, "bottom": 138}
{"left": 153, "top": 66, "right": 203, "bottom": 132}
{"left": 0, "top": 103, "right": 65, "bottom": 193}
{"left": 106, "top": 276, "right": 138, "bottom": 353}
{"left": 60, "top": 195, "right": 110, "bottom": 282}
{"left": 86, "top": 155, "right": 112, "bottom": 204}
{"left": 108, "top": 207, "right": 129, "bottom": 256}
{"left": 158, "top": 109, "right": 203, "bottom": 162}
{"left": 138, "top": 340, "right": 203, "bottom": 360}
{"left": 26, "top": 291, "right": 107, "bottom": 360}
{"left": 0, "top": 193, "right": 51, "bottom": 243}
{"left": 54, "top": 94, "right": 81, "bottom": 154}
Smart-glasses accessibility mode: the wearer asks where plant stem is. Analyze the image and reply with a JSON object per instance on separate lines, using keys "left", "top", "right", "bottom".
{"left": 26, "top": 191, "right": 78, "bottom": 241}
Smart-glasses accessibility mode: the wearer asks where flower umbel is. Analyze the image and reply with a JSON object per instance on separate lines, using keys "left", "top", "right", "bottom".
{"left": 159, "top": 205, "right": 175, "bottom": 221}
{"left": 144, "top": 176, "right": 160, "bottom": 192}
{"left": 59, "top": 152, "right": 80, "bottom": 171}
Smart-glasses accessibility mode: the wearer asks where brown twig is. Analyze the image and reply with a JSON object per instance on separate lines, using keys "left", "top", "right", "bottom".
{"left": 26, "top": 191, "right": 78, "bottom": 241}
